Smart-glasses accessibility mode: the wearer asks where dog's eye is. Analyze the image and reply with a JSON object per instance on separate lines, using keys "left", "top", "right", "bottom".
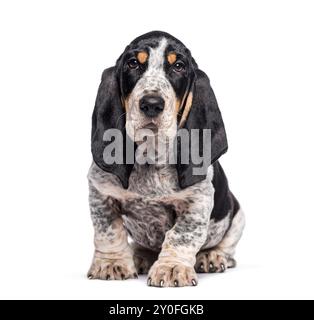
{"left": 127, "top": 58, "right": 139, "bottom": 69}
{"left": 173, "top": 61, "right": 185, "bottom": 72}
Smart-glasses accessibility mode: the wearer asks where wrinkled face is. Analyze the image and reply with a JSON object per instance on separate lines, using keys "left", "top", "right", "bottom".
{"left": 119, "top": 36, "right": 193, "bottom": 143}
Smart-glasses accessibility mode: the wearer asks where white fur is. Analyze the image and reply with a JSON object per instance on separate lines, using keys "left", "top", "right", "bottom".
{"left": 216, "top": 208, "right": 245, "bottom": 257}
{"left": 201, "top": 213, "right": 232, "bottom": 249}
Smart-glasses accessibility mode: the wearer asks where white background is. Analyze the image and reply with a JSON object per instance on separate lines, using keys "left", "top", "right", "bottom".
{"left": 0, "top": 0, "right": 313, "bottom": 300}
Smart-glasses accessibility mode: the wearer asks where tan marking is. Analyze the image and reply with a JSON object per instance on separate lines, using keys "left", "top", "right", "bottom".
{"left": 179, "top": 90, "right": 189, "bottom": 111}
{"left": 179, "top": 92, "right": 193, "bottom": 127}
{"left": 122, "top": 95, "right": 130, "bottom": 112}
{"left": 175, "top": 98, "right": 181, "bottom": 113}
{"left": 121, "top": 97, "right": 125, "bottom": 110}
{"left": 167, "top": 52, "right": 177, "bottom": 65}
{"left": 137, "top": 51, "right": 148, "bottom": 64}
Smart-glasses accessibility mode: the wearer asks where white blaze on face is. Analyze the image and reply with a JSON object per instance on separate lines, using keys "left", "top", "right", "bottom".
{"left": 140, "top": 37, "right": 169, "bottom": 94}
{"left": 126, "top": 38, "right": 177, "bottom": 142}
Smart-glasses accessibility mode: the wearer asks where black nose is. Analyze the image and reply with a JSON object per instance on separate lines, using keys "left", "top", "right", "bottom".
{"left": 139, "top": 95, "right": 165, "bottom": 117}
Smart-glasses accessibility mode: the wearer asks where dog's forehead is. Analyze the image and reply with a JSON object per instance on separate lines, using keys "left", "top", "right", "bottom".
{"left": 127, "top": 32, "right": 187, "bottom": 59}
{"left": 130, "top": 31, "right": 185, "bottom": 46}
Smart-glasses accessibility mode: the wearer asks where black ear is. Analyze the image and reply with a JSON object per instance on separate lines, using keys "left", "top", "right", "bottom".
{"left": 91, "top": 67, "right": 134, "bottom": 188}
{"left": 176, "top": 69, "right": 228, "bottom": 188}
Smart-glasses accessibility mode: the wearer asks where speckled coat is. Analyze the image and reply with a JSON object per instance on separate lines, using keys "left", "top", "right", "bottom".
{"left": 87, "top": 31, "right": 245, "bottom": 287}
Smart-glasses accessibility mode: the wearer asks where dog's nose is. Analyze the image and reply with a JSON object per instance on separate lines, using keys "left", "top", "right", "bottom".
{"left": 139, "top": 95, "right": 165, "bottom": 117}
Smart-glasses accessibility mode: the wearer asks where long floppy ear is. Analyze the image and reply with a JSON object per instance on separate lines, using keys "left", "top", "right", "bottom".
{"left": 176, "top": 69, "right": 228, "bottom": 188}
{"left": 91, "top": 67, "right": 134, "bottom": 188}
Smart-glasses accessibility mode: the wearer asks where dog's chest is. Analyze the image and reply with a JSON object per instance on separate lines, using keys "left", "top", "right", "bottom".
{"left": 121, "top": 164, "right": 180, "bottom": 250}
{"left": 128, "top": 164, "right": 180, "bottom": 196}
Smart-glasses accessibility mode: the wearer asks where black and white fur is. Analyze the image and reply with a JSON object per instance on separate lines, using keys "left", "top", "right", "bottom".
{"left": 88, "top": 31, "right": 245, "bottom": 287}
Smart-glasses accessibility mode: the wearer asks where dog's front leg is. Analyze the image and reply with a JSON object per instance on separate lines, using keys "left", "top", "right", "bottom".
{"left": 148, "top": 191, "right": 212, "bottom": 287}
{"left": 87, "top": 163, "right": 137, "bottom": 280}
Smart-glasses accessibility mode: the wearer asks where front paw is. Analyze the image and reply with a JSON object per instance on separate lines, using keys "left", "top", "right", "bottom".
{"left": 87, "top": 256, "right": 137, "bottom": 280}
{"left": 147, "top": 259, "right": 198, "bottom": 287}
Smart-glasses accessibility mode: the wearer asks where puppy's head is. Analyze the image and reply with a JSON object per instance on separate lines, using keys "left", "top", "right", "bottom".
{"left": 116, "top": 31, "right": 196, "bottom": 142}
{"left": 91, "top": 31, "right": 227, "bottom": 188}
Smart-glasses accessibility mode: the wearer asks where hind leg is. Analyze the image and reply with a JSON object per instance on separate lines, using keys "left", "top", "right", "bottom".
{"left": 195, "top": 208, "right": 245, "bottom": 273}
{"left": 131, "top": 243, "right": 159, "bottom": 275}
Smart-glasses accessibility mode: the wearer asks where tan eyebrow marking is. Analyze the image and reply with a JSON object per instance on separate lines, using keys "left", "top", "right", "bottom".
{"left": 137, "top": 51, "right": 148, "bottom": 64}
{"left": 167, "top": 52, "right": 177, "bottom": 65}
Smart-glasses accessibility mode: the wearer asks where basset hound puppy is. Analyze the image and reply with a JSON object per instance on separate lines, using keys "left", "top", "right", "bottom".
{"left": 88, "top": 31, "right": 245, "bottom": 287}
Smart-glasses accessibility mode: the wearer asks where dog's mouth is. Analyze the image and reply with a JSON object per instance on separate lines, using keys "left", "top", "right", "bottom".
{"left": 134, "top": 122, "right": 159, "bottom": 143}
{"left": 142, "top": 122, "right": 158, "bottom": 133}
